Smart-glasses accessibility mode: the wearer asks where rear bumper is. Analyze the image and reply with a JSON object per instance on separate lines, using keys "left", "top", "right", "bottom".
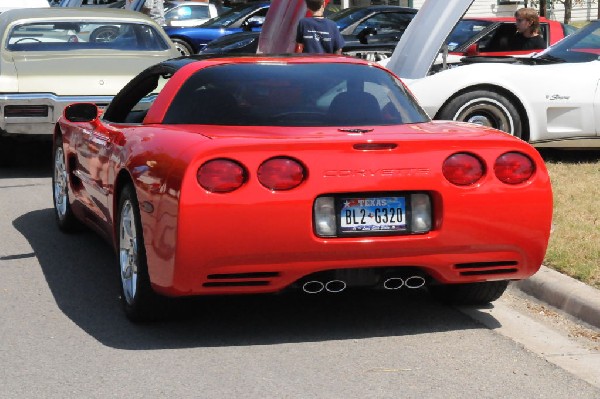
{"left": 153, "top": 247, "right": 543, "bottom": 297}
{"left": 0, "top": 93, "right": 113, "bottom": 135}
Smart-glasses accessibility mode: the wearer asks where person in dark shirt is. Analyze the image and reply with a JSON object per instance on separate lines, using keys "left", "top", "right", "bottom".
{"left": 511, "top": 7, "right": 547, "bottom": 51}
{"left": 295, "top": 0, "right": 344, "bottom": 54}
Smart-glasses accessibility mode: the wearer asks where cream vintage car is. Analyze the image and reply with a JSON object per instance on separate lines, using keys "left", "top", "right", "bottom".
{"left": 0, "top": 8, "right": 180, "bottom": 137}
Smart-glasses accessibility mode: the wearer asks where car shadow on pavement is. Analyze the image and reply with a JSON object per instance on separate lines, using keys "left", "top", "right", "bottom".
{"left": 13, "top": 208, "right": 502, "bottom": 350}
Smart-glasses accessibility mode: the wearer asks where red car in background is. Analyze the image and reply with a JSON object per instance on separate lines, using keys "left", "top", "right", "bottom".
{"left": 447, "top": 17, "right": 577, "bottom": 58}
{"left": 53, "top": 55, "right": 553, "bottom": 321}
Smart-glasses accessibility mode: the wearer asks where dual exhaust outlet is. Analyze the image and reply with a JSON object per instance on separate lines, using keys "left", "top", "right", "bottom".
{"left": 301, "top": 276, "right": 426, "bottom": 294}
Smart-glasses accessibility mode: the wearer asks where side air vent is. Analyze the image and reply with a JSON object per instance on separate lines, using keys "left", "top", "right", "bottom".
{"left": 203, "top": 272, "right": 280, "bottom": 288}
{"left": 454, "top": 261, "right": 518, "bottom": 276}
{"left": 207, "top": 272, "right": 280, "bottom": 279}
{"left": 203, "top": 281, "right": 270, "bottom": 287}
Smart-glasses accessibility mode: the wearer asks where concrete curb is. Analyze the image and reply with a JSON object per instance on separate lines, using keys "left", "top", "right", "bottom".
{"left": 514, "top": 266, "right": 600, "bottom": 329}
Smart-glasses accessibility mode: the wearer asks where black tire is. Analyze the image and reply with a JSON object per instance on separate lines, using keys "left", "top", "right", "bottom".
{"left": 437, "top": 90, "right": 523, "bottom": 138}
{"left": 429, "top": 280, "right": 509, "bottom": 305}
{"left": 117, "top": 184, "right": 162, "bottom": 321}
{"left": 52, "top": 135, "right": 80, "bottom": 232}
{"left": 172, "top": 38, "right": 194, "bottom": 56}
{"left": 90, "top": 26, "right": 119, "bottom": 43}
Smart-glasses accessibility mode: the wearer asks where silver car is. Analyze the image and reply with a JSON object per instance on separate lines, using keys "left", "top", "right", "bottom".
{"left": 0, "top": 8, "right": 180, "bottom": 136}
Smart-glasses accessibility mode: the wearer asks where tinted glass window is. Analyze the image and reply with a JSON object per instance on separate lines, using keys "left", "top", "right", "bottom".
{"left": 351, "top": 12, "right": 413, "bottom": 35}
{"left": 203, "top": 4, "right": 262, "bottom": 27}
{"left": 6, "top": 22, "right": 170, "bottom": 51}
{"left": 166, "top": 6, "right": 211, "bottom": 21}
{"left": 446, "top": 19, "right": 494, "bottom": 50}
{"left": 331, "top": 8, "right": 372, "bottom": 30}
{"left": 164, "top": 63, "right": 429, "bottom": 127}
{"left": 539, "top": 22, "right": 600, "bottom": 63}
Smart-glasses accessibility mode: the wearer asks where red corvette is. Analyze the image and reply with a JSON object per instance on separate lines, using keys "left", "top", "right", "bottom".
{"left": 53, "top": 55, "right": 553, "bottom": 321}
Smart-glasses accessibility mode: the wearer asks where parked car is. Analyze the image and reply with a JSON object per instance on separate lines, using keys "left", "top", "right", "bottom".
{"left": 164, "top": 2, "right": 269, "bottom": 55}
{"left": 53, "top": 54, "right": 552, "bottom": 321}
{"left": 333, "top": 6, "right": 417, "bottom": 51}
{"left": 445, "top": 17, "right": 577, "bottom": 58}
{"left": 162, "top": 1, "right": 220, "bottom": 27}
{"left": 200, "top": 5, "right": 417, "bottom": 59}
{"left": 346, "top": 14, "right": 576, "bottom": 63}
{"left": 0, "top": 8, "right": 179, "bottom": 138}
{"left": 387, "top": 4, "right": 600, "bottom": 148}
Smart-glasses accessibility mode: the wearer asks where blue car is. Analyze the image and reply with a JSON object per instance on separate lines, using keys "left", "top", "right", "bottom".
{"left": 164, "top": 2, "right": 270, "bottom": 55}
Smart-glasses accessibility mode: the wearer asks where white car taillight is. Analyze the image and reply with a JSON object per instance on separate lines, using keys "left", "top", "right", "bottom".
{"left": 314, "top": 197, "right": 336, "bottom": 237}
{"left": 411, "top": 193, "right": 432, "bottom": 233}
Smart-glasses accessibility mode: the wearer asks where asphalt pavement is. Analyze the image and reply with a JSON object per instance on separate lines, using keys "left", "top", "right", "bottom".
{"left": 515, "top": 266, "right": 600, "bottom": 329}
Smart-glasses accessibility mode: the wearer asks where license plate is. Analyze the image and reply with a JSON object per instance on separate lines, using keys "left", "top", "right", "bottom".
{"left": 340, "top": 196, "right": 407, "bottom": 233}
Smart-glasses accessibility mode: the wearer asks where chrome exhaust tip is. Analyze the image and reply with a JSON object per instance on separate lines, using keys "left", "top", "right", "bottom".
{"left": 302, "top": 280, "right": 324, "bottom": 294}
{"left": 325, "top": 280, "right": 346, "bottom": 293}
{"left": 383, "top": 277, "right": 404, "bottom": 290}
{"left": 404, "top": 276, "right": 426, "bottom": 289}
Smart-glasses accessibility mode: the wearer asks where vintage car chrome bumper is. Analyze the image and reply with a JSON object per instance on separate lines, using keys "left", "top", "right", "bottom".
{"left": 0, "top": 93, "right": 114, "bottom": 135}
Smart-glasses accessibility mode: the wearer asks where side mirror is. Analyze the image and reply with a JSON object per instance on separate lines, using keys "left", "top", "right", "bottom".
{"left": 465, "top": 42, "right": 479, "bottom": 56}
{"left": 64, "top": 103, "right": 99, "bottom": 123}
{"left": 357, "top": 27, "right": 377, "bottom": 44}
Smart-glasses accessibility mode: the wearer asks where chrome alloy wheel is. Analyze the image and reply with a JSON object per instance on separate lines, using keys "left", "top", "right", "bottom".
{"left": 53, "top": 146, "right": 68, "bottom": 219}
{"left": 119, "top": 199, "right": 139, "bottom": 305}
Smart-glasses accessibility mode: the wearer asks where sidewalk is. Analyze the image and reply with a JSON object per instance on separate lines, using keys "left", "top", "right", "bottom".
{"left": 514, "top": 266, "right": 600, "bottom": 329}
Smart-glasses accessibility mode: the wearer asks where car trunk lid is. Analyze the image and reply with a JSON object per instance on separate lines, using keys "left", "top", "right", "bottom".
{"left": 12, "top": 52, "right": 170, "bottom": 95}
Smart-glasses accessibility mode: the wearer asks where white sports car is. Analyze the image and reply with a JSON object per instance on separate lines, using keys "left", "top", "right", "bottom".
{"left": 387, "top": 2, "right": 599, "bottom": 148}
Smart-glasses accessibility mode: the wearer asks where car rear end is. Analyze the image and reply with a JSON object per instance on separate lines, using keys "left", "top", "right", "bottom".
{"left": 139, "top": 57, "right": 552, "bottom": 297}
{"left": 155, "top": 124, "right": 552, "bottom": 296}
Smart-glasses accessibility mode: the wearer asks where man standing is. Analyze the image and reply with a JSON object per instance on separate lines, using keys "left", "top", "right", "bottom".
{"left": 295, "top": 0, "right": 344, "bottom": 54}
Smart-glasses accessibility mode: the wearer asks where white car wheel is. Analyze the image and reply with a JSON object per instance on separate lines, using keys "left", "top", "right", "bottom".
{"left": 438, "top": 90, "right": 523, "bottom": 139}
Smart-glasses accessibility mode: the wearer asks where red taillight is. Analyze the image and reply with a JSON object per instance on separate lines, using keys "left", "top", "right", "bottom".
{"left": 494, "top": 152, "right": 535, "bottom": 184}
{"left": 258, "top": 157, "right": 305, "bottom": 190}
{"left": 442, "top": 153, "right": 484, "bottom": 186}
{"left": 197, "top": 159, "right": 246, "bottom": 193}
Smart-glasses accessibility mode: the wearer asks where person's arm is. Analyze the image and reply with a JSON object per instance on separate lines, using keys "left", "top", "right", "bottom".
{"left": 332, "top": 24, "right": 344, "bottom": 55}
{"left": 295, "top": 19, "right": 305, "bottom": 53}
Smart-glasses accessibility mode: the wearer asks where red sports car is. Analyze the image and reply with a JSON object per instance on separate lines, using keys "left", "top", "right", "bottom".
{"left": 53, "top": 55, "right": 553, "bottom": 321}
{"left": 447, "top": 17, "right": 577, "bottom": 58}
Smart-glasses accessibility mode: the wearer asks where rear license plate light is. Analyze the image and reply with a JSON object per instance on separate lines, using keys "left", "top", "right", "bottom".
{"left": 314, "top": 193, "right": 432, "bottom": 237}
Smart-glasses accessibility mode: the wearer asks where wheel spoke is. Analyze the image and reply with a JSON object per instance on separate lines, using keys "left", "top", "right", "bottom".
{"left": 53, "top": 147, "right": 68, "bottom": 217}
{"left": 119, "top": 200, "right": 138, "bottom": 305}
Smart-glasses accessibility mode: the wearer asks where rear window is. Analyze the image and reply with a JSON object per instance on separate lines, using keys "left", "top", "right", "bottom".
{"left": 6, "top": 22, "right": 170, "bottom": 52}
{"left": 163, "top": 63, "right": 429, "bottom": 127}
